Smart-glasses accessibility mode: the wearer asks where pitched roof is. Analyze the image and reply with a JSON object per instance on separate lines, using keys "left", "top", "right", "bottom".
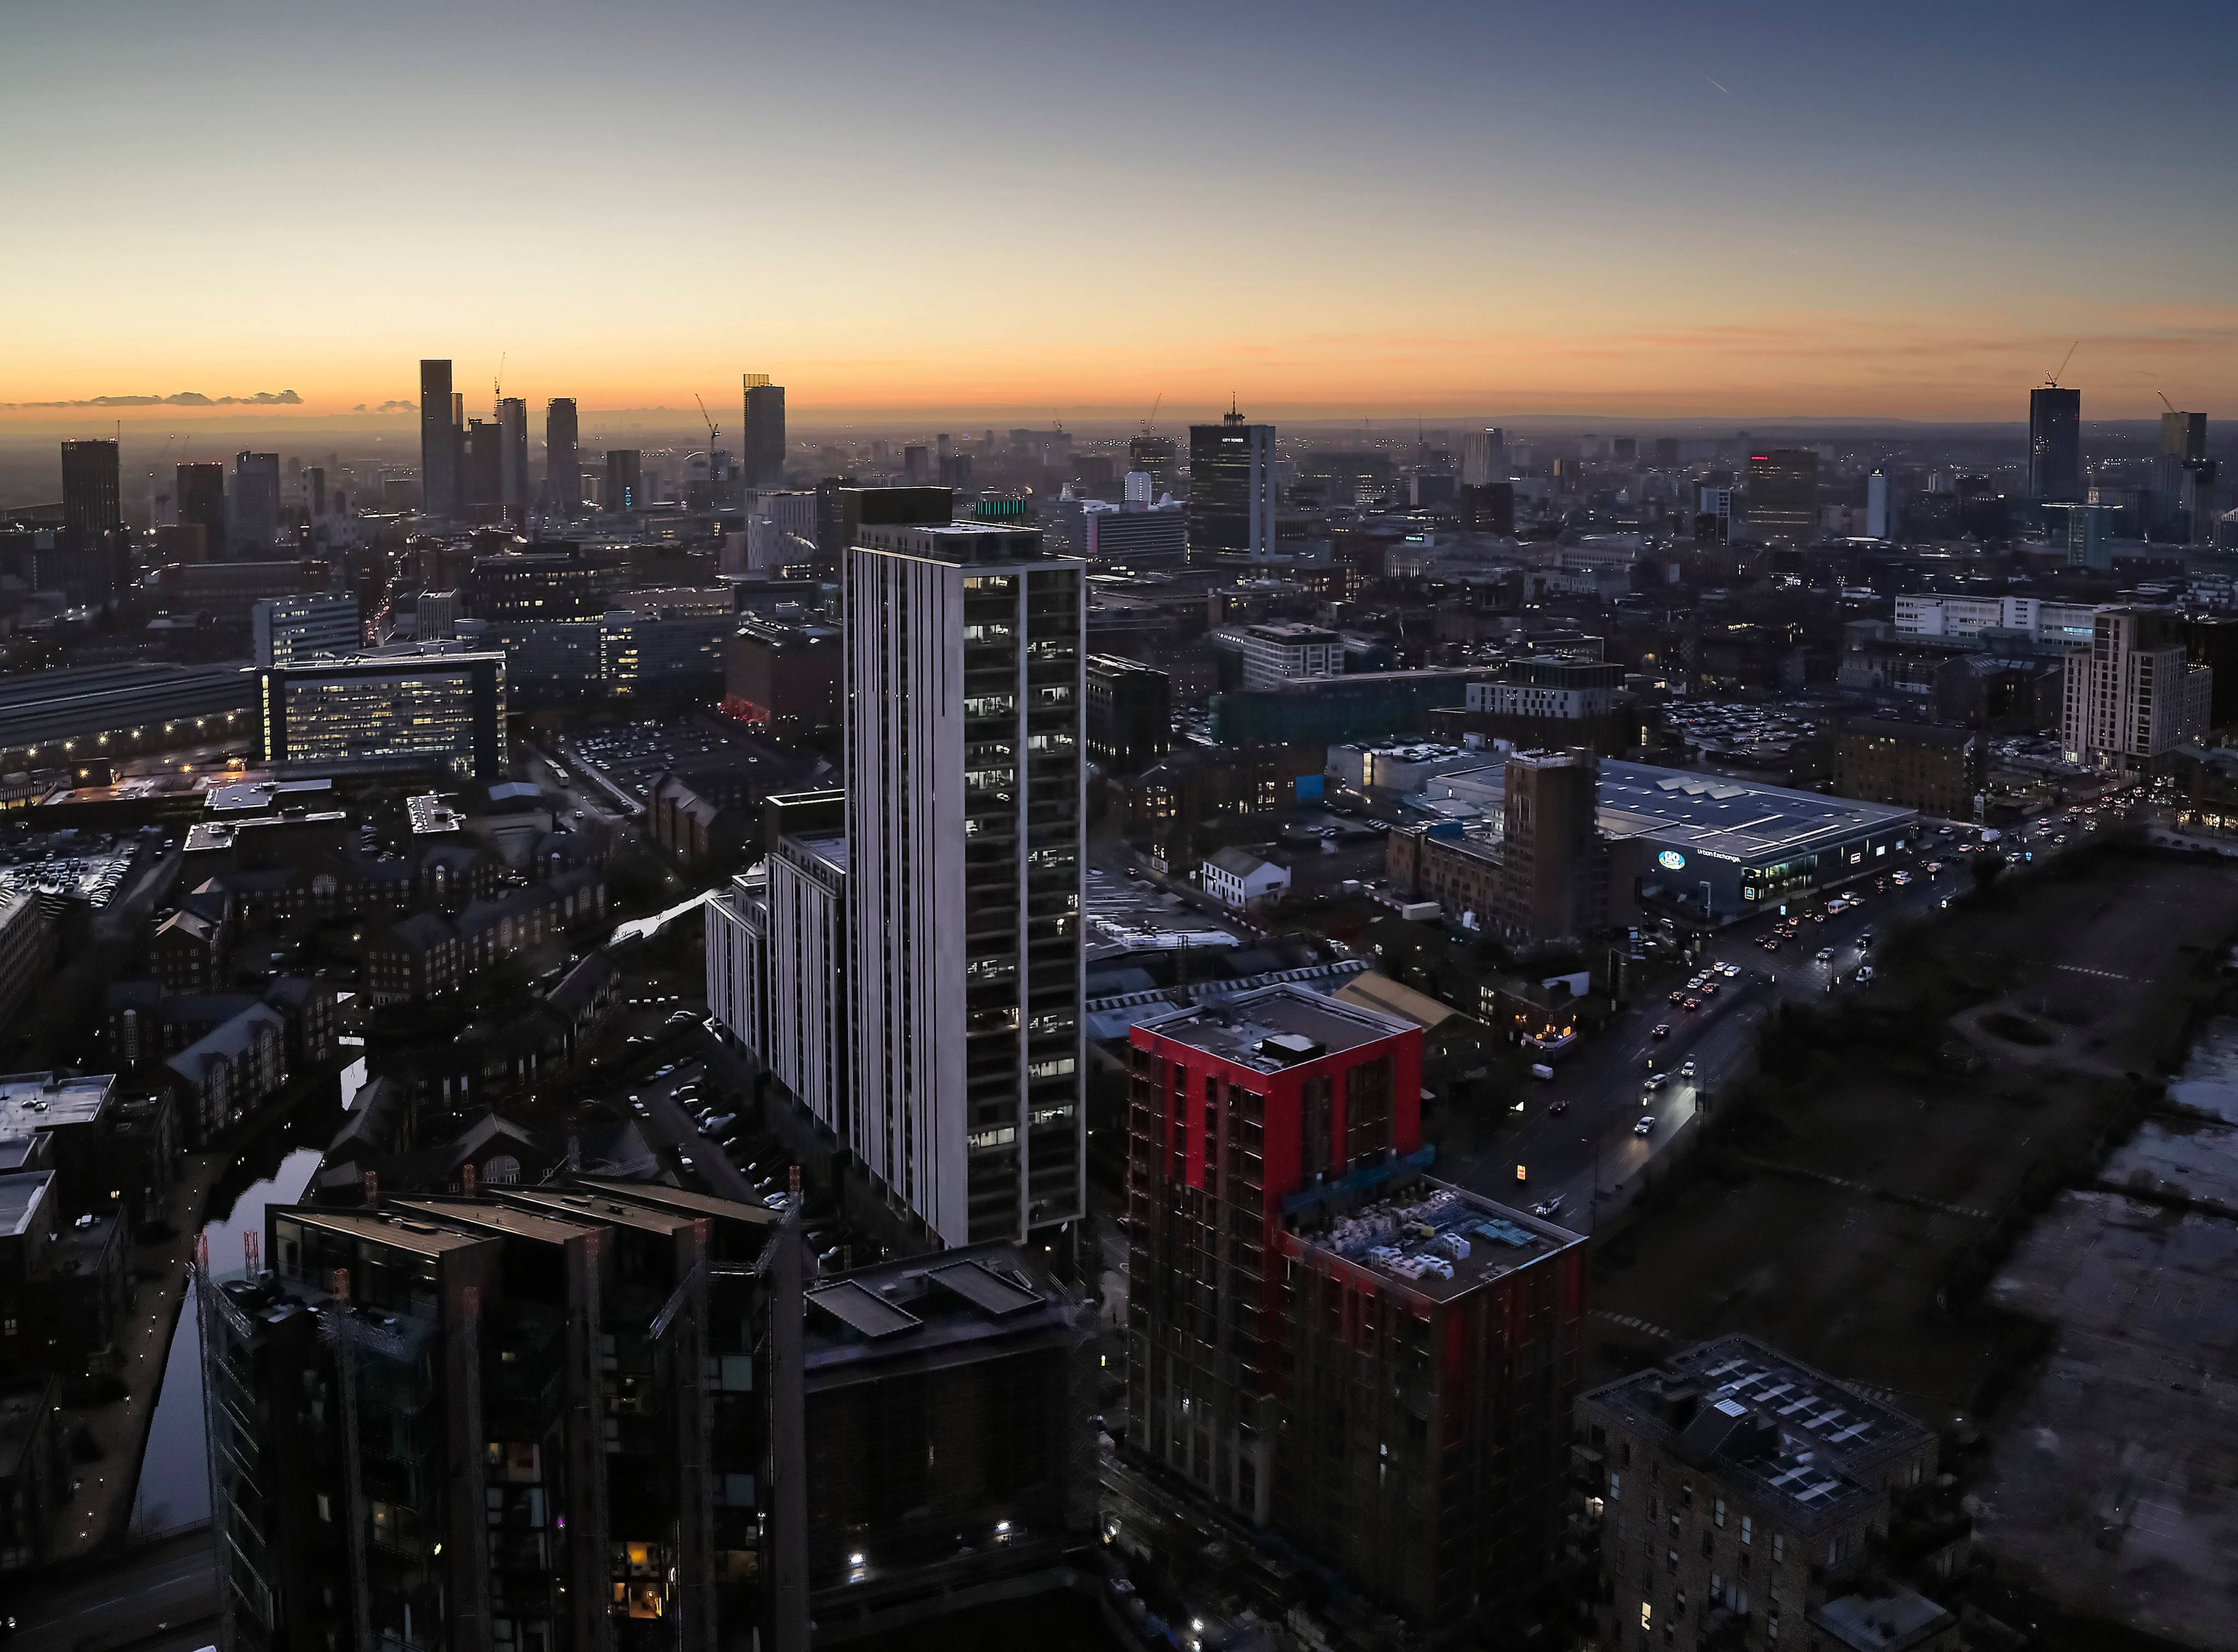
{"left": 1332, "top": 970, "right": 1462, "bottom": 1030}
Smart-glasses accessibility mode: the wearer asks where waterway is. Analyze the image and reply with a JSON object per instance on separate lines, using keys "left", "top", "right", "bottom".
{"left": 129, "top": 1059, "right": 363, "bottom": 1536}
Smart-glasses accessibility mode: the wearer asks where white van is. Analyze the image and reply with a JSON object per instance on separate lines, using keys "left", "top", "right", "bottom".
{"left": 1530, "top": 1063, "right": 1556, "bottom": 1081}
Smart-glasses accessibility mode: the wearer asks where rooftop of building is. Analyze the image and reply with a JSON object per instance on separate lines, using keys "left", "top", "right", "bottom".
{"left": 1283, "top": 1175, "right": 1581, "bottom": 1305}
{"left": 803, "top": 1241, "right": 1081, "bottom": 1376}
{"left": 183, "top": 811, "right": 351, "bottom": 854}
{"left": 1133, "top": 982, "right": 1416, "bottom": 1073}
{"left": 206, "top": 777, "right": 334, "bottom": 813}
{"left": 853, "top": 520, "right": 1075, "bottom": 567}
{"left": 1580, "top": 1333, "right": 1933, "bottom": 1533}
{"left": 1422, "top": 757, "right": 1916, "bottom": 862}
{"left": 780, "top": 831, "right": 847, "bottom": 875}
{"left": 0, "top": 1170, "right": 54, "bottom": 1240}
{"left": 263, "top": 648, "right": 505, "bottom": 675}
{"left": 279, "top": 1202, "right": 497, "bottom": 1258}
{"left": 1242, "top": 621, "right": 1339, "bottom": 643}
{"left": 1812, "top": 1583, "right": 1957, "bottom": 1652}
{"left": 0, "top": 1072, "right": 114, "bottom": 1142}
{"left": 1840, "top": 718, "right": 1977, "bottom": 749}
{"left": 1329, "top": 970, "right": 1464, "bottom": 1031}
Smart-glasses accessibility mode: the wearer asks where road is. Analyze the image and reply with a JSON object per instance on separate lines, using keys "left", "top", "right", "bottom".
{"left": 1438, "top": 840, "right": 2004, "bottom": 1229}
{"left": 7, "top": 1529, "right": 216, "bottom": 1652}
{"left": 521, "top": 740, "right": 628, "bottom": 827}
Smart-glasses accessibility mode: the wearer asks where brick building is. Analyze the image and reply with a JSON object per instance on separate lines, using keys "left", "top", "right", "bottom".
{"left": 1578, "top": 1335, "right": 1957, "bottom": 1652}
{"left": 1831, "top": 721, "right": 1979, "bottom": 818}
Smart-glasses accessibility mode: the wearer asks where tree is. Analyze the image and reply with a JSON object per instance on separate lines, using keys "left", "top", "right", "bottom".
{"left": 1971, "top": 850, "right": 2007, "bottom": 896}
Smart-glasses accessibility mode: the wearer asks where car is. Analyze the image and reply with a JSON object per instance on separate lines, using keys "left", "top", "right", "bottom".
{"left": 1856, "top": 930, "right": 1872, "bottom": 947}
{"left": 1700, "top": 981, "right": 1719, "bottom": 995}
{"left": 1549, "top": 1100, "right": 1568, "bottom": 1114}
{"left": 631, "top": 1101, "right": 648, "bottom": 1116}
{"left": 1682, "top": 996, "right": 1701, "bottom": 1011}
{"left": 1855, "top": 965, "right": 1876, "bottom": 983}
{"left": 1924, "top": 860, "right": 1942, "bottom": 873}
{"left": 1644, "top": 1071, "right": 1669, "bottom": 1089}
{"left": 1681, "top": 1059, "right": 1697, "bottom": 1078}
{"left": 1530, "top": 1197, "right": 1564, "bottom": 1218}
{"left": 1811, "top": 911, "right": 1828, "bottom": 922}
{"left": 1635, "top": 1115, "right": 1656, "bottom": 1135}
{"left": 1938, "top": 825, "right": 1954, "bottom": 836}
{"left": 1718, "top": 963, "right": 1739, "bottom": 977}
{"left": 678, "top": 1154, "right": 696, "bottom": 1172}
{"left": 1669, "top": 990, "right": 1687, "bottom": 1004}
{"left": 1762, "top": 939, "right": 1781, "bottom": 953}
{"left": 705, "top": 1112, "right": 737, "bottom": 1134}
{"left": 1652, "top": 1022, "right": 1672, "bottom": 1039}
{"left": 1815, "top": 946, "right": 1834, "bottom": 961}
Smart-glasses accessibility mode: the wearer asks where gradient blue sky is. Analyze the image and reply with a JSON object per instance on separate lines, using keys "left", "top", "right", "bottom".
{"left": 5, "top": 0, "right": 2234, "bottom": 423}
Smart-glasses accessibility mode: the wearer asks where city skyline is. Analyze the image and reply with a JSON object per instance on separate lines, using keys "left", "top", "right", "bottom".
{"left": 5, "top": 0, "right": 2235, "bottom": 423}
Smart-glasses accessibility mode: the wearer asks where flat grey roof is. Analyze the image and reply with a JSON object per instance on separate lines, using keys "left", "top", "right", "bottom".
{"left": 1286, "top": 1177, "right": 1580, "bottom": 1304}
{"left": 0, "top": 1073, "right": 113, "bottom": 1142}
{"left": 0, "top": 1171, "right": 54, "bottom": 1239}
{"left": 1134, "top": 983, "right": 1413, "bottom": 1073}
{"left": 1428, "top": 757, "right": 1916, "bottom": 865}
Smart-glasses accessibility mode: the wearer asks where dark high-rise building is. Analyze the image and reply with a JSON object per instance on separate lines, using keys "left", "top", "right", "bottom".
{"left": 1084, "top": 653, "right": 1172, "bottom": 772}
{"left": 1455, "top": 481, "right": 1516, "bottom": 535}
{"left": 744, "top": 373, "right": 786, "bottom": 489}
{"left": 1127, "top": 432, "right": 1178, "bottom": 495}
{"left": 460, "top": 420, "right": 503, "bottom": 515}
{"left": 497, "top": 396, "right": 530, "bottom": 526}
{"left": 177, "top": 462, "right": 227, "bottom": 559}
{"left": 419, "top": 358, "right": 457, "bottom": 518}
{"left": 604, "top": 449, "right": 644, "bottom": 514}
{"left": 2029, "top": 385, "right": 2082, "bottom": 502}
{"left": 902, "top": 445, "right": 929, "bottom": 484}
{"left": 843, "top": 521, "right": 1085, "bottom": 1249}
{"left": 229, "top": 451, "right": 282, "bottom": 556}
{"left": 2163, "top": 408, "right": 2208, "bottom": 464}
{"left": 1746, "top": 447, "right": 1819, "bottom": 544}
{"left": 60, "top": 439, "right": 121, "bottom": 544}
{"left": 202, "top": 1182, "right": 809, "bottom": 1652}
{"left": 544, "top": 398, "right": 581, "bottom": 518}
{"left": 1187, "top": 408, "right": 1276, "bottom": 560}
{"left": 1126, "top": 985, "right": 1587, "bottom": 1625}
{"left": 1654, "top": 435, "right": 1681, "bottom": 467}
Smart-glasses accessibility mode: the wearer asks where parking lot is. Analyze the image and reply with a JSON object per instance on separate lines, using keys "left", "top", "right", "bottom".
{"left": 556, "top": 716, "right": 792, "bottom": 813}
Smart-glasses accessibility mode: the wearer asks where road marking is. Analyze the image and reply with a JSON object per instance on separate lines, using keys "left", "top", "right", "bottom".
{"left": 2057, "top": 965, "right": 2133, "bottom": 981}
{"left": 1593, "top": 1310, "right": 1677, "bottom": 1341}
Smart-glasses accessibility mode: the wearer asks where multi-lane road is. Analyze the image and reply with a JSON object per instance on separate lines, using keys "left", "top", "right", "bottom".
{"left": 7, "top": 1528, "right": 217, "bottom": 1652}
{"left": 1441, "top": 846, "right": 1992, "bottom": 1229}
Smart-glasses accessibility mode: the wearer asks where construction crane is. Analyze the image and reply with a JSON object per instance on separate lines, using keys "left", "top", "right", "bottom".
{"left": 2043, "top": 340, "right": 2078, "bottom": 388}
{"left": 492, "top": 351, "right": 507, "bottom": 408}
{"left": 1141, "top": 392, "right": 1162, "bottom": 436}
{"left": 694, "top": 392, "right": 720, "bottom": 452}
{"left": 2158, "top": 390, "right": 2178, "bottom": 416}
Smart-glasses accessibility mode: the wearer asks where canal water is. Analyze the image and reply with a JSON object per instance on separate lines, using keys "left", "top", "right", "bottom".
{"left": 129, "top": 1055, "right": 364, "bottom": 1535}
